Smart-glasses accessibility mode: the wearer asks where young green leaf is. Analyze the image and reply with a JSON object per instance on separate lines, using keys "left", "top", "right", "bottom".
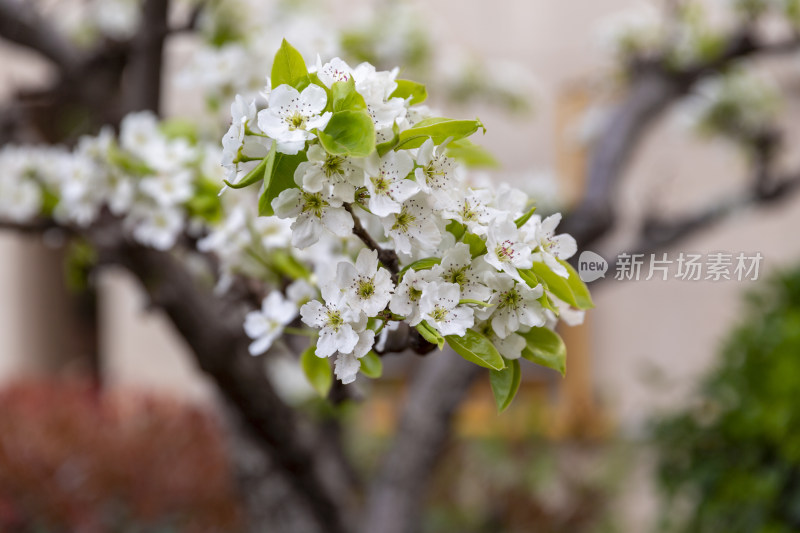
{"left": 520, "top": 327, "right": 566, "bottom": 376}
{"left": 446, "top": 329, "right": 505, "bottom": 370}
{"left": 514, "top": 205, "right": 537, "bottom": 228}
{"left": 224, "top": 154, "right": 269, "bottom": 189}
{"left": 463, "top": 232, "right": 487, "bottom": 258}
{"left": 490, "top": 359, "right": 521, "bottom": 412}
{"left": 446, "top": 220, "right": 466, "bottom": 240}
{"left": 445, "top": 138, "right": 499, "bottom": 168}
{"left": 301, "top": 343, "right": 332, "bottom": 397}
{"left": 415, "top": 321, "right": 445, "bottom": 350}
{"left": 360, "top": 351, "right": 383, "bottom": 379}
{"left": 390, "top": 80, "right": 427, "bottom": 105}
{"left": 376, "top": 121, "right": 400, "bottom": 157}
{"left": 395, "top": 117, "right": 485, "bottom": 150}
{"left": 258, "top": 147, "right": 307, "bottom": 216}
{"left": 331, "top": 78, "right": 367, "bottom": 112}
{"left": 270, "top": 249, "right": 312, "bottom": 280}
{"left": 271, "top": 39, "right": 309, "bottom": 88}
{"left": 398, "top": 257, "right": 441, "bottom": 280}
{"left": 316, "top": 110, "right": 375, "bottom": 157}
{"left": 530, "top": 260, "right": 594, "bottom": 310}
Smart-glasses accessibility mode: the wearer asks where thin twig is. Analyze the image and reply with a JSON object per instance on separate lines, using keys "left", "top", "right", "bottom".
{"left": 344, "top": 203, "right": 400, "bottom": 279}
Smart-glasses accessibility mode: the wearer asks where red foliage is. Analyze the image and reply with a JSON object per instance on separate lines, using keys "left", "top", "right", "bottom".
{"left": 0, "top": 380, "right": 243, "bottom": 533}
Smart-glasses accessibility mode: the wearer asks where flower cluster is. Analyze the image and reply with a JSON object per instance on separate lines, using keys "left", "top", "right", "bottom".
{"left": 224, "top": 41, "right": 592, "bottom": 395}
{"left": 0, "top": 113, "right": 221, "bottom": 251}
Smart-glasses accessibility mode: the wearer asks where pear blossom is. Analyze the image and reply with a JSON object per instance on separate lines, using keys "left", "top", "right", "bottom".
{"left": 440, "top": 187, "right": 498, "bottom": 236}
{"left": 315, "top": 57, "right": 353, "bottom": 87}
{"left": 414, "top": 138, "right": 462, "bottom": 206}
{"left": 484, "top": 218, "right": 533, "bottom": 282}
{"left": 129, "top": 204, "right": 184, "bottom": 251}
{"left": 287, "top": 279, "right": 318, "bottom": 305}
{"left": 300, "top": 287, "right": 367, "bottom": 358}
{"left": 419, "top": 281, "right": 474, "bottom": 337}
{"left": 352, "top": 62, "right": 406, "bottom": 130}
{"left": 336, "top": 249, "right": 394, "bottom": 317}
{"left": 490, "top": 330, "right": 527, "bottom": 360}
{"left": 380, "top": 196, "right": 442, "bottom": 255}
{"left": 431, "top": 243, "right": 493, "bottom": 302}
{"left": 257, "top": 84, "right": 331, "bottom": 154}
{"left": 244, "top": 292, "right": 298, "bottom": 355}
{"left": 140, "top": 170, "right": 194, "bottom": 207}
{"left": 294, "top": 144, "right": 365, "bottom": 203}
{"left": 334, "top": 329, "right": 375, "bottom": 384}
{"left": 524, "top": 213, "right": 578, "bottom": 278}
{"left": 478, "top": 276, "right": 546, "bottom": 339}
{"left": 363, "top": 151, "right": 418, "bottom": 217}
{"left": 390, "top": 268, "right": 438, "bottom": 325}
{"left": 272, "top": 188, "right": 353, "bottom": 248}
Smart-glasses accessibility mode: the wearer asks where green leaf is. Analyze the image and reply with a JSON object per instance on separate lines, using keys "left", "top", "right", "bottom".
{"left": 514, "top": 206, "right": 536, "bottom": 228}
{"left": 415, "top": 321, "right": 445, "bottom": 350}
{"left": 446, "top": 220, "right": 466, "bottom": 240}
{"left": 530, "top": 260, "right": 594, "bottom": 310}
{"left": 376, "top": 121, "right": 400, "bottom": 157}
{"left": 360, "top": 351, "right": 383, "bottom": 378}
{"left": 520, "top": 327, "right": 566, "bottom": 376}
{"left": 224, "top": 156, "right": 268, "bottom": 189}
{"left": 331, "top": 79, "right": 366, "bottom": 112}
{"left": 271, "top": 39, "right": 309, "bottom": 88}
{"left": 459, "top": 299, "right": 492, "bottom": 308}
{"left": 398, "top": 257, "right": 441, "bottom": 280}
{"left": 158, "top": 118, "right": 198, "bottom": 143}
{"left": 270, "top": 249, "right": 311, "bottom": 280}
{"left": 463, "top": 232, "right": 487, "bottom": 258}
{"left": 390, "top": 79, "right": 427, "bottom": 105}
{"left": 395, "top": 117, "right": 485, "bottom": 150}
{"left": 446, "top": 329, "right": 505, "bottom": 371}
{"left": 316, "top": 110, "right": 375, "bottom": 157}
{"left": 301, "top": 344, "right": 332, "bottom": 397}
{"left": 445, "top": 138, "right": 498, "bottom": 168}
{"left": 490, "top": 359, "right": 521, "bottom": 412}
{"left": 258, "top": 147, "right": 307, "bottom": 216}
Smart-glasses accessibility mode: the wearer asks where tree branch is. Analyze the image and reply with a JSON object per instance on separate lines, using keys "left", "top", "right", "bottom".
{"left": 564, "top": 28, "right": 800, "bottom": 250}
{"left": 361, "top": 351, "right": 481, "bottom": 533}
{"left": 123, "top": 0, "right": 170, "bottom": 114}
{"left": 345, "top": 203, "right": 400, "bottom": 278}
{"left": 0, "top": 0, "right": 81, "bottom": 69}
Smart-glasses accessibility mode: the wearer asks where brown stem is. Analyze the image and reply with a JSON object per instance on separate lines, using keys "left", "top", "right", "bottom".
{"left": 345, "top": 203, "right": 400, "bottom": 279}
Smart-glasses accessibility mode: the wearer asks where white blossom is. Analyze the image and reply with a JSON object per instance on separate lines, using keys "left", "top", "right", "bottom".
{"left": 484, "top": 218, "right": 533, "bottom": 283}
{"left": 523, "top": 213, "right": 577, "bottom": 278}
{"left": 431, "top": 243, "right": 492, "bottom": 302}
{"left": 244, "top": 292, "right": 298, "bottom": 355}
{"left": 335, "top": 249, "right": 394, "bottom": 317}
{"left": 478, "top": 276, "right": 545, "bottom": 339}
{"left": 257, "top": 84, "right": 331, "bottom": 154}
{"left": 272, "top": 188, "right": 353, "bottom": 248}
{"left": 300, "top": 287, "right": 366, "bottom": 358}
{"left": 390, "top": 268, "right": 437, "bottom": 325}
{"left": 364, "top": 151, "right": 418, "bottom": 217}
{"left": 380, "top": 196, "right": 442, "bottom": 256}
{"left": 419, "top": 281, "right": 474, "bottom": 337}
{"left": 334, "top": 329, "right": 375, "bottom": 384}
{"left": 294, "top": 144, "right": 365, "bottom": 203}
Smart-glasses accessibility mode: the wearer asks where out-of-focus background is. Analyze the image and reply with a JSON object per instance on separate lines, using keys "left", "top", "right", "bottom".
{"left": 2, "top": 0, "right": 800, "bottom": 531}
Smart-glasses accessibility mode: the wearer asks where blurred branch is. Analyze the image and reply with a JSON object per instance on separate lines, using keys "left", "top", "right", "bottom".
{"left": 123, "top": 0, "right": 170, "bottom": 114}
{"left": 0, "top": 0, "right": 81, "bottom": 69}
{"left": 361, "top": 352, "right": 481, "bottom": 533}
{"left": 564, "top": 29, "right": 800, "bottom": 250}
